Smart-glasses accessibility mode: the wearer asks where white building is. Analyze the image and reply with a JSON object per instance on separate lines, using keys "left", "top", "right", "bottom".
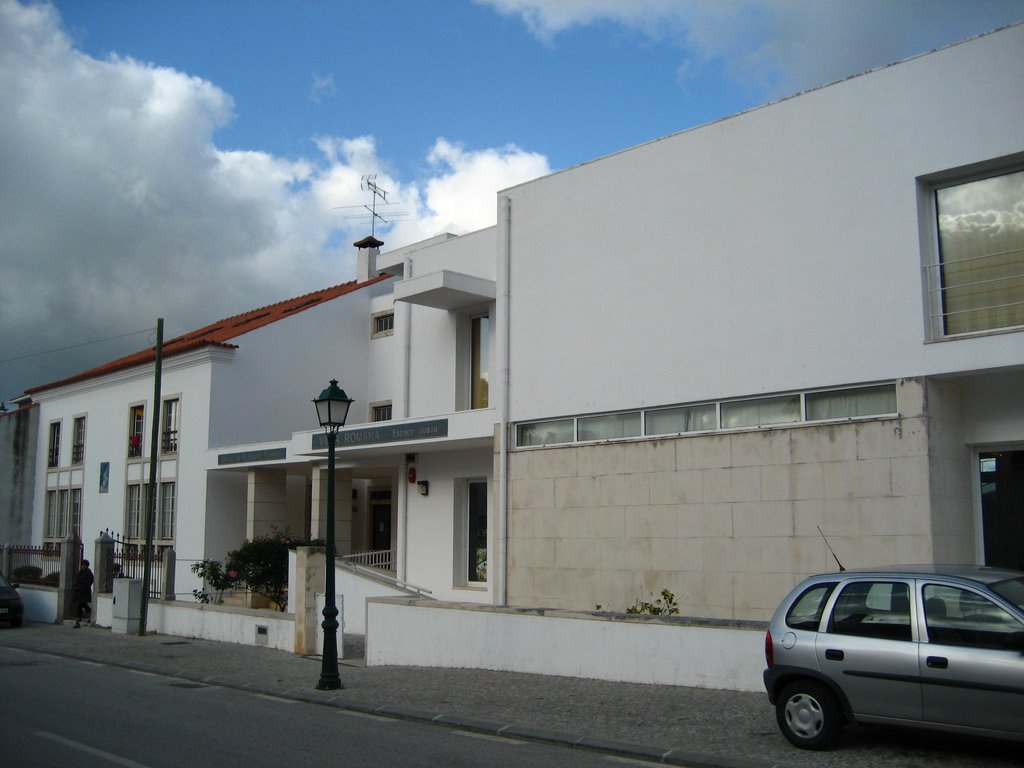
{"left": 10, "top": 23, "right": 1024, "bottom": 630}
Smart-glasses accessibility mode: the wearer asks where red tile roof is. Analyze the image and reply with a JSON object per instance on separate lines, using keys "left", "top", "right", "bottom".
{"left": 27, "top": 275, "right": 391, "bottom": 395}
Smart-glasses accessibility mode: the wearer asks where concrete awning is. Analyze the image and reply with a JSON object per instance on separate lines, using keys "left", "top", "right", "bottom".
{"left": 393, "top": 270, "right": 495, "bottom": 311}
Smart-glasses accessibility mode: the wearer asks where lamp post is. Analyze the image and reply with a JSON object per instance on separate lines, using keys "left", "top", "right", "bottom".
{"left": 313, "top": 378, "right": 353, "bottom": 690}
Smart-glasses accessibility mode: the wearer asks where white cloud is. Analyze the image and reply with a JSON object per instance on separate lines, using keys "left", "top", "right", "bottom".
{"left": 0, "top": 0, "right": 550, "bottom": 399}
{"left": 476, "top": 0, "right": 1024, "bottom": 94}
{"left": 309, "top": 73, "right": 336, "bottom": 104}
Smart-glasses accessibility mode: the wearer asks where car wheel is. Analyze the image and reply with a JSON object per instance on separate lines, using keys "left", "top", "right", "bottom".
{"left": 776, "top": 679, "right": 842, "bottom": 749}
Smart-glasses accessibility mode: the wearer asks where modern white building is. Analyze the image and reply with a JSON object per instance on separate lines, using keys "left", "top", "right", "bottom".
{"left": 7, "top": 23, "right": 1023, "bottom": 631}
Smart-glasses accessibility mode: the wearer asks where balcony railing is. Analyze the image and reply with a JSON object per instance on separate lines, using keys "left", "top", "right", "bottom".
{"left": 161, "top": 430, "right": 178, "bottom": 453}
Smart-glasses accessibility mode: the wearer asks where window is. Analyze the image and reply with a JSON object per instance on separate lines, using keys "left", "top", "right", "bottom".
{"left": 48, "top": 421, "right": 61, "bottom": 468}
{"left": 928, "top": 167, "right": 1024, "bottom": 337}
{"left": 159, "top": 482, "right": 176, "bottom": 540}
{"left": 71, "top": 416, "right": 86, "bottom": 465}
{"left": 464, "top": 481, "right": 488, "bottom": 583}
{"left": 70, "top": 488, "right": 82, "bottom": 536}
{"left": 371, "top": 401, "right": 393, "bottom": 422}
{"left": 830, "top": 581, "right": 912, "bottom": 641}
{"left": 471, "top": 315, "right": 489, "bottom": 409}
{"left": 57, "top": 489, "right": 70, "bottom": 539}
{"left": 721, "top": 394, "right": 801, "bottom": 429}
{"left": 646, "top": 403, "right": 716, "bottom": 435}
{"left": 162, "top": 398, "right": 179, "bottom": 454}
{"left": 128, "top": 405, "right": 145, "bottom": 458}
{"left": 45, "top": 490, "right": 58, "bottom": 538}
{"left": 126, "top": 484, "right": 142, "bottom": 539}
{"left": 578, "top": 412, "right": 641, "bottom": 441}
{"left": 371, "top": 310, "right": 394, "bottom": 338}
{"left": 805, "top": 384, "right": 897, "bottom": 421}
{"left": 786, "top": 583, "right": 837, "bottom": 631}
{"left": 517, "top": 419, "right": 574, "bottom": 447}
{"left": 924, "top": 584, "right": 1024, "bottom": 649}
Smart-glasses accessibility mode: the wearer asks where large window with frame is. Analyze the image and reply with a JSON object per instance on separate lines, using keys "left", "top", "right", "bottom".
{"left": 471, "top": 315, "right": 489, "bottom": 409}
{"left": 455, "top": 480, "right": 488, "bottom": 585}
{"left": 126, "top": 484, "right": 143, "bottom": 539}
{"left": 162, "top": 398, "right": 179, "bottom": 454}
{"left": 159, "top": 482, "right": 176, "bottom": 540}
{"left": 47, "top": 421, "right": 61, "bottom": 468}
{"left": 128, "top": 405, "right": 145, "bottom": 458}
{"left": 928, "top": 166, "right": 1024, "bottom": 337}
{"left": 71, "top": 416, "right": 86, "bottom": 465}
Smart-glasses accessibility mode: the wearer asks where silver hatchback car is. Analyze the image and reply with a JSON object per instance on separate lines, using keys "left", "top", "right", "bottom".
{"left": 763, "top": 565, "right": 1024, "bottom": 749}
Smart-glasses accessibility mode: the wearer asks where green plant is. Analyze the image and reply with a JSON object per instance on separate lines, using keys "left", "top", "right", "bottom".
{"left": 191, "top": 529, "right": 323, "bottom": 611}
{"left": 626, "top": 588, "right": 680, "bottom": 616}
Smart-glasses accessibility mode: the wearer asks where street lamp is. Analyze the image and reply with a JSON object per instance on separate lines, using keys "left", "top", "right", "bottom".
{"left": 313, "top": 378, "right": 353, "bottom": 690}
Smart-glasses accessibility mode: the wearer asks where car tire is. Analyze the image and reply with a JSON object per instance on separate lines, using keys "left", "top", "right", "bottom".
{"left": 775, "top": 679, "right": 842, "bottom": 750}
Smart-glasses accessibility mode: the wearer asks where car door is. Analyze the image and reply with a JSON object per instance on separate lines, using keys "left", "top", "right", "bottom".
{"left": 919, "top": 582, "right": 1024, "bottom": 735}
{"left": 816, "top": 579, "right": 922, "bottom": 721}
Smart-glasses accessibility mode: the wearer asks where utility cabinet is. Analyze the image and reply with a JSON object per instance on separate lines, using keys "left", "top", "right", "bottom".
{"left": 111, "top": 578, "right": 143, "bottom": 634}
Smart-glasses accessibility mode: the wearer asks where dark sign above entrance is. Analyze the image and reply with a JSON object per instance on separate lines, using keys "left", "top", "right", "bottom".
{"left": 313, "top": 419, "right": 449, "bottom": 450}
{"left": 218, "top": 447, "right": 287, "bottom": 466}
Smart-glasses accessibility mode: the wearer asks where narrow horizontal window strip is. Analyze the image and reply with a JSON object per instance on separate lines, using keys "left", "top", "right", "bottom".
{"left": 514, "top": 383, "right": 898, "bottom": 448}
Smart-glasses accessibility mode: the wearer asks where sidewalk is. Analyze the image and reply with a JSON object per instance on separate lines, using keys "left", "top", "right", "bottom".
{"left": 0, "top": 622, "right": 1018, "bottom": 768}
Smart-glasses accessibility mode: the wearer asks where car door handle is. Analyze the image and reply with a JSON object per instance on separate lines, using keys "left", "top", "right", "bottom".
{"left": 926, "top": 656, "right": 948, "bottom": 669}
{"left": 825, "top": 649, "right": 844, "bottom": 661}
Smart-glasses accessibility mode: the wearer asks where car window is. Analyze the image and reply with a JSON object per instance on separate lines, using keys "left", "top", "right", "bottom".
{"left": 923, "top": 584, "right": 1024, "bottom": 649}
{"left": 830, "top": 581, "right": 912, "bottom": 641}
{"left": 785, "top": 583, "right": 836, "bottom": 631}
{"left": 990, "top": 577, "right": 1024, "bottom": 613}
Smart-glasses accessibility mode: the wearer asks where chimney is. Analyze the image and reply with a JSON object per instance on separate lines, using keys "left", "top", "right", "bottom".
{"left": 354, "top": 235, "right": 384, "bottom": 282}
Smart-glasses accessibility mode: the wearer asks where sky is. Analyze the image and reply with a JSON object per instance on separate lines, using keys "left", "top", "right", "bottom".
{"left": 2, "top": 0, "right": 1023, "bottom": 403}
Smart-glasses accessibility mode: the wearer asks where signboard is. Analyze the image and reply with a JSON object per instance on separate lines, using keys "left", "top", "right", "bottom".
{"left": 218, "top": 447, "right": 287, "bottom": 466}
{"left": 312, "top": 419, "right": 448, "bottom": 450}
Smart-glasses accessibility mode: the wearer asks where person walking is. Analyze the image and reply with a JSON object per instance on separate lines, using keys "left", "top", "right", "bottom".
{"left": 73, "top": 559, "right": 94, "bottom": 628}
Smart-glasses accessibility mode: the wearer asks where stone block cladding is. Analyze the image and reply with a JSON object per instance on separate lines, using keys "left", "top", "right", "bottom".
{"left": 505, "top": 379, "right": 967, "bottom": 621}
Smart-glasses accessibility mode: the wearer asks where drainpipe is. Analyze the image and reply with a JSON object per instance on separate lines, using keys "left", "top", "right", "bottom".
{"left": 398, "top": 256, "right": 413, "bottom": 582}
{"left": 497, "top": 196, "right": 512, "bottom": 606}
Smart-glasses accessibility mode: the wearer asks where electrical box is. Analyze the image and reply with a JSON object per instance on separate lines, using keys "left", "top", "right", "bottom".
{"left": 111, "top": 578, "right": 143, "bottom": 634}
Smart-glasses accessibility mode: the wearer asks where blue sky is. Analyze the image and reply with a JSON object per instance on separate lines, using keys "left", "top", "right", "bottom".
{"left": 3, "top": 0, "right": 1023, "bottom": 401}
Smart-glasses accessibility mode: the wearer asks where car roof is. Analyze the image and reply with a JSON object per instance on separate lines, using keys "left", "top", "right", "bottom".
{"left": 807, "top": 564, "right": 1024, "bottom": 585}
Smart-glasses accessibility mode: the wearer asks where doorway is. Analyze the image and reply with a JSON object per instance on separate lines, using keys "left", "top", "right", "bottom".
{"left": 370, "top": 489, "right": 392, "bottom": 552}
{"left": 979, "top": 450, "right": 1024, "bottom": 570}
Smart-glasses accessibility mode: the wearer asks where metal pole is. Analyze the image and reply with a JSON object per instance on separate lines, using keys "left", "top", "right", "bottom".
{"left": 139, "top": 318, "right": 163, "bottom": 635}
{"left": 316, "top": 429, "right": 342, "bottom": 689}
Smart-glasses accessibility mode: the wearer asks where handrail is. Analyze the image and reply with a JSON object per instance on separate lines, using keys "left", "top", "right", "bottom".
{"left": 337, "top": 556, "right": 432, "bottom": 597}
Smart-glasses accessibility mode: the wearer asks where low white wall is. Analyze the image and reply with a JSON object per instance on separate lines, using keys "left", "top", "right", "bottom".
{"left": 94, "top": 595, "right": 294, "bottom": 653}
{"left": 367, "top": 598, "right": 766, "bottom": 692}
{"left": 18, "top": 585, "right": 58, "bottom": 624}
{"left": 336, "top": 565, "right": 422, "bottom": 635}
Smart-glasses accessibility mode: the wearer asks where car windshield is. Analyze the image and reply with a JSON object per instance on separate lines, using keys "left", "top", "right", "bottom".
{"left": 990, "top": 577, "right": 1024, "bottom": 612}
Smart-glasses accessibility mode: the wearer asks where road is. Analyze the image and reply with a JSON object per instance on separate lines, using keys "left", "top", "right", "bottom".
{"left": 0, "top": 645, "right": 650, "bottom": 768}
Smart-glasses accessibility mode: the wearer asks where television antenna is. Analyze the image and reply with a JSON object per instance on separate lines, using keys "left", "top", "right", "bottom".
{"left": 334, "top": 174, "right": 408, "bottom": 238}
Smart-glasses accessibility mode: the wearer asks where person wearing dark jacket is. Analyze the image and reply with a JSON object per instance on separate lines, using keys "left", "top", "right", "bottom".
{"left": 73, "top": 559, "right": 94, "bottom": 628}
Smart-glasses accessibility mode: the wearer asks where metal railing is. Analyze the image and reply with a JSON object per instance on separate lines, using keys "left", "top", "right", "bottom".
{"left": 6, "top": 543, "right": 62, "bottom": 585}
{"left": 342, "top": 548, "right": 394, "bottom": 571}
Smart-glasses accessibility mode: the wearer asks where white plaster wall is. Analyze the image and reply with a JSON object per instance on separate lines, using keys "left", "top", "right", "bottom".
{"left": 17, "top": 585, "right": 58, "bottom": 624}
{"left": 207, "top": 285, "right": 376, "bottom": 448}
{"left": 30, "top": 355, "right": 214, "bottom": 555}
{"left": 144, "top": 600, "right": 294, "bottom": 652}
{"left": 367, "top": 599, "right": 764, "bottom": 692}
{"left": 961, "top": 370, "right": 1024, "bottom": 447}
{"left": 334, "top": 565, "right": 419, "bottom": 635}
{"left": 403, "top": 448, "right": 494, "bottom": 604}
{"left": 503, "top": 25, "right": 1024, "bottom": 421}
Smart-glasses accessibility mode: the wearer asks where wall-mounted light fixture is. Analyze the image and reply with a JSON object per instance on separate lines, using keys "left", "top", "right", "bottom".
{"left": 417, "top": 480, "right": 429, "bottom": 496}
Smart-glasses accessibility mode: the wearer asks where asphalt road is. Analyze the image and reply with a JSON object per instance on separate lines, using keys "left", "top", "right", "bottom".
{"left": 0, "top": 645, "right": 650, "bottom": 768}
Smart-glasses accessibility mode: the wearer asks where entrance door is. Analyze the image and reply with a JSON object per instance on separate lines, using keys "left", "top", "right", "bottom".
{"left": 980, "top": 450, "right": 1024, "bottom": 570}
{"left": 370, "top": 489, "right": 392, "bottom": 552}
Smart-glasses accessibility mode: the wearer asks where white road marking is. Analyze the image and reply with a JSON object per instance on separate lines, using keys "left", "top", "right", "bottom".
{"left": 455, "top": 730, "right": 527, "bottom": 745}
{"left": 36, "top": 731, "right": 153, "bottom": 768}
